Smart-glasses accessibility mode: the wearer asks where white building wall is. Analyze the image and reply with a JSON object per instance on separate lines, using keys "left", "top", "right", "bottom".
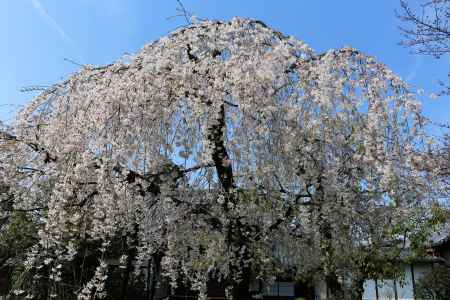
{"left": 312, "top": 262, "right": 434, "bottom": 299}
{"left": 362, "top": 263, "right": 433, "bottom": 300}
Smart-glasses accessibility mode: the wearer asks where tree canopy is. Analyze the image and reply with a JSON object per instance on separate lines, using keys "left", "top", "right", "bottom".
{"left": 0, "top": 18, "right": 446, "bottom": 300}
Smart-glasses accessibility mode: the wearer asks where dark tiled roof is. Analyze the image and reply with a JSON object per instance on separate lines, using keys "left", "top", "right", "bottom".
{"left": 430, "top": 222, "right": 450, "bottom": 247}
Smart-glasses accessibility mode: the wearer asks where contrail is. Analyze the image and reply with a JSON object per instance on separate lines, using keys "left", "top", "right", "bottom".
{"left": 30, "top": 0, "right": 85, "bottom": 64}
{"left": 30, "top": 0, "right": 74, "bottom": 45}
{"left": 406, "top": 54, "right": 423, "bottom": 82}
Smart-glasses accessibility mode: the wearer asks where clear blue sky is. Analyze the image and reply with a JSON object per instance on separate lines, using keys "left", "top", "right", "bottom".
{"left": 1, "top": 0, "right": 449, "bottom": 129}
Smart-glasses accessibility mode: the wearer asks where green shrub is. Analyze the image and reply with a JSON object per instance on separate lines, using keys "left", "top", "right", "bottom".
{"left": 416, "top": 264, "right": 450, "bottom": 300}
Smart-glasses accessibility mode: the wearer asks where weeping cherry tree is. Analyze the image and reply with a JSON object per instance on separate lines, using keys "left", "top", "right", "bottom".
{"left": 0, "top": 18, "right": 444, "bottom": 300}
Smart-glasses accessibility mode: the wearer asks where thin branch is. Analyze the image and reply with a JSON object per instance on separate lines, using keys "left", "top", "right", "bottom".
{"left": 20, "top": 85, "right": 50, "bottom": 93}
{"left": 64, "top": 58, "right": 85, "bottom": 67}
{"left": 166, "top": 0, "right": 192, "bottom": 25}
{"left": 0, "top": 130, "right": 57, "bottom": 162}
{"left": 224, "top": 100, "right": 239, "bottom": 108}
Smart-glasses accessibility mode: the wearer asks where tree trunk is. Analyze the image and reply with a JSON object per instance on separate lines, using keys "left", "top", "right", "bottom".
{"left": 226, "top": 218, "right": 254, "bottom": 300}
{"left": 120, "top": 243, "right": 133, "bottom": 300}
{"left": 232, "top": 272, "right": 251, "bottom": 300}
{"left": 207, "top": 101, "right": 251, "bottom": 299}
{"left": 350, "top": 274, "right": 366, "bottom": 300}
{"left": 229, "top": 232, "right": 253, "bottom": 300}
{"left": 315, "top": 176, "right": 343, "bottom": 300}
{"left": 120, "top": 224, "right": 139, "bottom": 300}
{"left": 325, "top": 273, "right": 344, "bottom": 300}
{"left": 149, "top": 252, "right": 163, "bottom": 300}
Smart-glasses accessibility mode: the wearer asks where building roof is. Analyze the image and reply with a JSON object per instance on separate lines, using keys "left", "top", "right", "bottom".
{"left": 430, "top": 219, "right": 450, "bottom": 248}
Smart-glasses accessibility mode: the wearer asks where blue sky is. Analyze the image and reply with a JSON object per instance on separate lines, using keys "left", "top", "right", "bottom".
{"left": 1, "top": 0, "right": 449, "bottom": 130}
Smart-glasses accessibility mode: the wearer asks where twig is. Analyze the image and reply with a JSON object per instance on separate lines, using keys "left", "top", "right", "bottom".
{"left": 64, "top": 57, "right": 84, "bottom": 67}
{"left": 166, "top": 0, "right": 194, "bottom": 25}
{"left": 20, "top": 85, "right": 50, "bottom": 93}
{"left": 176, "top": 0, "right": 191, "bottom": 24}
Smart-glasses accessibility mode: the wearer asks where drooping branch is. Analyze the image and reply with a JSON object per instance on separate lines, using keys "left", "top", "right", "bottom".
{"left": 0, "top": 130, "right": 57, "bottom": 163}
